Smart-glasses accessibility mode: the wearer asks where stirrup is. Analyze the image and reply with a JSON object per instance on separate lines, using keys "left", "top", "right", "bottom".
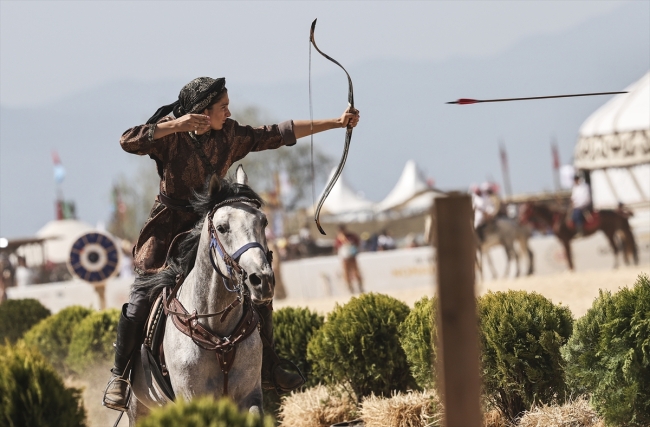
{"left": 265, "top": 358, "right": 306, "bottom": 393}
{"left": 102, "top": 375, "right": 132, "bottom": 412}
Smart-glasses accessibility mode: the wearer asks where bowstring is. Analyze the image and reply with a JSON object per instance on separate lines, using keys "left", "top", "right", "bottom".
{"left": 309, "top": 34, "right": 315, "bottom": 213}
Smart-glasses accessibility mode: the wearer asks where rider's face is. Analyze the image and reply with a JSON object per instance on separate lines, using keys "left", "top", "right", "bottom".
{"left": 205, "top": 93, "right": 231, "bottom": 130}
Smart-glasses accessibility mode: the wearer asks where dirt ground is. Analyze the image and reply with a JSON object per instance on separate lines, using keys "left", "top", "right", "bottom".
{"left": 275, "top": 264, "right": 649, "bottom": 318}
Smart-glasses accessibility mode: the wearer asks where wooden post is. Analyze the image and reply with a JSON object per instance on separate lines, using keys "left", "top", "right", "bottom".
{"left": 434, "top": 194, "right": 482, "bottom": 427}
{"left": 93, "top": 282, "right": 106, "bottom": 310}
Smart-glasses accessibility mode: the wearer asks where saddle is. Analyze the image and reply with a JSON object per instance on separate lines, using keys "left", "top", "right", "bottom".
{"left": 567, "top": 210, "right": 601, "bottom": 233}
{"left": 139, "top": 292, "right": 175, "bottom": 405}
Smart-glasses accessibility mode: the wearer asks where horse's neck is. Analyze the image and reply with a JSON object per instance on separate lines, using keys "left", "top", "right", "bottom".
{"left": 535, "top": 205, "right": 558, "bottom": 225}
{"left": 177, "top": 222, "right": 244, "bottom": 335}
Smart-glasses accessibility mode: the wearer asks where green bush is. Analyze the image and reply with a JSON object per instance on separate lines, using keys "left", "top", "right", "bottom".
{"left": 273, "top": 306, "right": 324, "bottom": 387}
{"left": 478, "top": 290, "right": 573, "bottom": 421}
{"left": 307, "top": 293, "right": 416, "bottom": 399}
{"left": 0, "top": 298, "right": 51, "bottom": 344}
{"left": 263, "top": 307, "right": 324, "bottom": 416}
{"left": 136, "top": 395, "right": 274, "bottom": 427}
{"left": 0, "top": 341, "right": 87, "bottom": 427}
{"left": 398, "top": 296, "right": 437, "bottom": 390}
{"left": 23, "top": 305, "right": 93, "bottom": 373}
{"left": 563, "top": 274, "right": 650, "bottom": 426}
{"left": 66, "top": 308, "right": 119, "bottom": 373}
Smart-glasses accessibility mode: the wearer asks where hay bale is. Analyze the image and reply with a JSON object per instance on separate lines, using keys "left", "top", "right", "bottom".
{"left": 361, "top": 390, "right": 441, "bottom": 427}
{"left": 278, "top": 384, "right": 358, "bottom": 427}
{"left": 518, "top": 396, "right": 604, "bottom": 427}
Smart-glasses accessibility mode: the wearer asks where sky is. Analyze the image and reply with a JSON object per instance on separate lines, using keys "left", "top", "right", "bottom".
{"left": 0, "top": 1, "right": 625, "bottom": 107}
{"left": 1, "top": 0, "right": 648, "bottom": 238}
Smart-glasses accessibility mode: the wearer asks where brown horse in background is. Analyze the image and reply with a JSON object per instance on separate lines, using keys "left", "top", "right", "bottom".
{"left": 520, "top": 202, "right": 638, "bottom": 270}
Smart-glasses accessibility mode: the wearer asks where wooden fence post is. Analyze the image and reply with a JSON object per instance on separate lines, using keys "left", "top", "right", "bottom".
{"left": 434, "top": 194, "right": 482, "bottom": 427}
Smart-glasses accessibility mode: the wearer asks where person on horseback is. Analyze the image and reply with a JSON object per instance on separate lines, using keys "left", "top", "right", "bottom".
{"left": 570, "top": 173, "right": 591, "bottom": 237}
{"left": 103, "top": 76, "right": 360, "bottom": 411}
{"left": 472, "top": 182, "right": 496, "bottom": 243}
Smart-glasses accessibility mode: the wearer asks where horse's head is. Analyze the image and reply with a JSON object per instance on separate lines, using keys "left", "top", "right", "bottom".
{"left": 206, "top": 166, "right": 274, "bottom": 304}
{"left": 519, "top": 202, "right": 535, "bottom": 224}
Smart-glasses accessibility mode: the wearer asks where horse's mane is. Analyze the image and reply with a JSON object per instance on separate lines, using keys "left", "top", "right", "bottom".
{"left": 132, "top": 174, "right": 263, "bottom": 298}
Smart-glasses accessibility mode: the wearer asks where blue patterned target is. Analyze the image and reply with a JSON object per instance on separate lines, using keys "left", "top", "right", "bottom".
{"left": 68, "top": 232, "right": 120, "bottom": 282}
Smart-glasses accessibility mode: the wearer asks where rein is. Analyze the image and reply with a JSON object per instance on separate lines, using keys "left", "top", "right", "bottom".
{"left": 162, "top": 197, "right": 267, "bottom": 395}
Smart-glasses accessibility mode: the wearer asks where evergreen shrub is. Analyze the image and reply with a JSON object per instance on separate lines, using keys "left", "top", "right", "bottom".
{"left": 398, "top": 296, "right": 437, "bottom": 390}
{"left": 263, "top": 306, "right": 324, "bottom": 416}
{"left": 273, "top": 306, "right": 324, "bottom": 387}
{"left": 478, "top": 290, "right": 573, "bottom": 421}
{"left": 24, "top": 305, "right": 93, "bottom": 373}
{"left": 0, "top": 341, "right": 87, "bottom": 427}
{"left": 307, "top": 292, "right": 416, "bottom": 399}
{"left": 66, "top": 308, "right": 119, "bottom": 373}
{"left": 135, "top": 396, "right": 274, "bottom": 427}
{"left": 563, "top": 274, "right": 650, "bottom": 426}
{"left": 0, "top": 298, "right": 51, "bottom": 344}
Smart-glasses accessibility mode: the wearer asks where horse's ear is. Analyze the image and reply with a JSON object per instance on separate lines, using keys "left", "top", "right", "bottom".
{"left": 208, "top": 173, "right": 221, "bottom": 197}
{"left": 235, "top": 165, "right": 248, "bottom": 186}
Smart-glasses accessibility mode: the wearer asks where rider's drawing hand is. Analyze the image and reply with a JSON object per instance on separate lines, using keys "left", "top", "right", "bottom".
{"left": 173, "top": 114, "right": 212, "bottom": 134}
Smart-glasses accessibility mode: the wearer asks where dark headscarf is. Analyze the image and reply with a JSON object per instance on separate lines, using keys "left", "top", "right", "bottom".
{"left": 146, "top": 77, "right": 226, "bottom": 124}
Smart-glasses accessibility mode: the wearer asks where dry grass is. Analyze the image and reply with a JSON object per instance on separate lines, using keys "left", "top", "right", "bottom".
{"left": 360, "top": 390, "right": 442, "bottom": 427}
{"left": 278, "top": 384, "right": 358, "bottom": 427}
{"left": 518, "top": 396, "right": 604, "bottom": 427}
{"left": 484, "top": 408, "right": 509, "bottom": 427}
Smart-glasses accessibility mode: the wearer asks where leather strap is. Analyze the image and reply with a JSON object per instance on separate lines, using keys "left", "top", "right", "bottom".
{"left": 157, "top": 193, "right": 194, "bottom": 213}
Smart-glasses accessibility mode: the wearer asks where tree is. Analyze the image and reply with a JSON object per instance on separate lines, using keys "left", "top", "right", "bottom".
{"left": 232, "top": 106, "right": 334, "bottom": 211}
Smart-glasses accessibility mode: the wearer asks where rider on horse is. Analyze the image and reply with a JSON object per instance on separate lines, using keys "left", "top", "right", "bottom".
{"left": 103, "top": 76, "right": 360, "bottom": 411}
{"left": 570, "top": 173, "right": 592, "bottom": 237}
{"left": 472, "top": 182, "right": 497, "bottom": 243}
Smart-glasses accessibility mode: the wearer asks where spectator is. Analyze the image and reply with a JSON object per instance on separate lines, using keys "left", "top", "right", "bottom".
{"left": 377, "top": 229, "right": 396, "bottom": 251}
{"left": 14, "top": 256, "right": 33, "bottom": 288}
{"left": 334, "top": 225, "right": 364, "bottom": 294}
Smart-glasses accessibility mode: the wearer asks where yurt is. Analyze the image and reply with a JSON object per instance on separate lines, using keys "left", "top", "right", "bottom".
{"left": 574, "top": 72, "right": 650, "bottom": 232}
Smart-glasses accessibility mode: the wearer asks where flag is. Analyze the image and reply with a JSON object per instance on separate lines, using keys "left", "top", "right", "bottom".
{"left": 52, "top": 150, "right": 66, "bottom": 184}
{"left": 499, "top": 144, "right": 508, "bottom": 170}
{"left": 551, "top": 143, "right": 560, "bottom": 170}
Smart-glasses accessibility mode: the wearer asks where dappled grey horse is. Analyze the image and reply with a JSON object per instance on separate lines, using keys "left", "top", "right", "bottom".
{"left": 125, "top": 166, "right": 273, "bottom": 425}
{"left": 479, "top": 217, "right": 534, "bottom": 279}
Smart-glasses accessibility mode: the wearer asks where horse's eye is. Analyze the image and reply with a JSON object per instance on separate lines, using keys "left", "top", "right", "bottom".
{"left": 262, "top": 218, "right": 268, "bottom": 228}
{"left": 216, "top": 224, "right": 228, "bottom": 234}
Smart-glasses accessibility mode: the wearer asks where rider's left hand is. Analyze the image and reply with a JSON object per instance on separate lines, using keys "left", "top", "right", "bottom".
{"left": 340, "top": 108, "right": 360, "bottom": 128}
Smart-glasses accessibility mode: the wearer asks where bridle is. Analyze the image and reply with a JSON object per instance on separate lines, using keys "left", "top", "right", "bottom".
{"left": 206, "top": 197, "right": 273, "bottom": 294}
{"left": 161, "top": 197, "right": 270, "bottom": 395}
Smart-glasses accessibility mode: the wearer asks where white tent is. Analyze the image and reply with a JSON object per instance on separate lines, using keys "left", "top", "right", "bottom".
{"left": 574, "top": 72, "right": 650, "bottom": 211}
{"left": 376, "top": 160, "right": 429, "bottom": 212}
{"left": 35, "top": 219, "right": 95, "bottom": 264}
{"left": 317, "top": 168, "right": 375, "bottom": 217}
{"left": 375, "top": 160, "right": 445, "bottom": 218}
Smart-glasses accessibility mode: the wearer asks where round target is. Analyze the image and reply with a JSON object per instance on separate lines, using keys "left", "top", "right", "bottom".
{"left": 68, "top": 232, "right": 120, "bottom": 282}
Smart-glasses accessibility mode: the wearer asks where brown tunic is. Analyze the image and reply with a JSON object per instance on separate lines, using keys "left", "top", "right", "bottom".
{"left": 121, "top": 117, "right": 296, "bottom": 275}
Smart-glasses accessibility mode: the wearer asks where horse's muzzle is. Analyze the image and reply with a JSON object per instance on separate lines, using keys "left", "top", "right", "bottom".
{"left": 248, "top": 271, "right": 275, "bottom": 302}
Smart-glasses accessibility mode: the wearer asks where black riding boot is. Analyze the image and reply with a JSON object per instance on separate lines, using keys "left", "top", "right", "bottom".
{"left": 256, "top": 303, "right": 305, "bottom": 393}
{"left": 102, "top": 304, "right": 146, "bottom": 411}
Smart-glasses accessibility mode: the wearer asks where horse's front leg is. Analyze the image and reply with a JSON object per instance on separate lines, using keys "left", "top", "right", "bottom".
{"left": 242, "top": 387, "right": 263, "bottom": 416}
{"left": 127, "top": 392, "right": 151, "bottom": 427}
{"left": 561, "top": 238, "right": 574, "bottom": 270}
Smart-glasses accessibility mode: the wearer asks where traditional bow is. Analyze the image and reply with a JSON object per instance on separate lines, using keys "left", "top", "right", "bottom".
{"left": 310, "top": 18, "right": 355, "bottom": 235}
